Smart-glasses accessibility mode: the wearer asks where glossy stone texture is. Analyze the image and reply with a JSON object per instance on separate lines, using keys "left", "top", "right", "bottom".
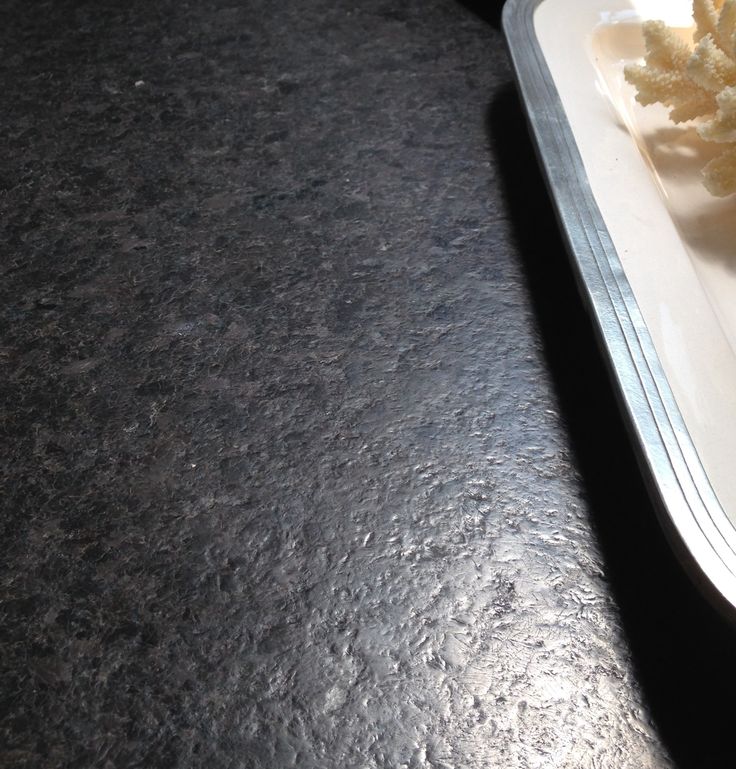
{"left": 2, "top": 0, "right": 735, "bottom": 768}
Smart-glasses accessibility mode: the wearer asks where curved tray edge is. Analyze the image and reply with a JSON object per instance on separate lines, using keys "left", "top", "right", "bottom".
{"left": 502, "top": 0, "right": 736, "bottom": 622}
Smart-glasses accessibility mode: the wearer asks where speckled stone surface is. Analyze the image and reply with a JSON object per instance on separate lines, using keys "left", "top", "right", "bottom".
{"left": 2, "top": 0, "right": 736, "bottom": 767}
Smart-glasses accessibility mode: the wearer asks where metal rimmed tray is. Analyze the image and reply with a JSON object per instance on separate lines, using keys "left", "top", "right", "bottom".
{"left": 503, "top": 0, "right": 736, "bottom": 620}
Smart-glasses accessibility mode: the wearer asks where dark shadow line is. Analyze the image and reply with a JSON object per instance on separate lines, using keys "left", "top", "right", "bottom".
{"left": 456, "top": 0, "right": 505, "bottom": 28}
{"left": 486, "top": 82, "right": 736, "bottom": 769}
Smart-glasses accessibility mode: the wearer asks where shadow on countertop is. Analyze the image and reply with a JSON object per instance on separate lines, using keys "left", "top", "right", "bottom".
{"left": 486, "top": 83, "right": 736, "bottom": 769}
{"left": 457, "top": 0, "right": 505, "bottom": 27}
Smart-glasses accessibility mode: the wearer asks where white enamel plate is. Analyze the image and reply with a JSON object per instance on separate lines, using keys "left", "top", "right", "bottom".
{"left": 503, "top": 0, "right": 736, "bottom": 618}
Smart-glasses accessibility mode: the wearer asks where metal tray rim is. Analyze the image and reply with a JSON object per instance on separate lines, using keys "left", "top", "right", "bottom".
{"left": 502, "top": 0, "right": 736, "bottom": 621}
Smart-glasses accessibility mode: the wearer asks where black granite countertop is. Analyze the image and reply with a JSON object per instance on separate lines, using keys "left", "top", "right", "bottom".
{"left": 2, "top": 1, "right": 736, "bottom": 767}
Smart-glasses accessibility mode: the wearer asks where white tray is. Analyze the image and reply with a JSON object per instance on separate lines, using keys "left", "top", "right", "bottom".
{"left": 504, "top": 0, "right": 736, "bottom": 619}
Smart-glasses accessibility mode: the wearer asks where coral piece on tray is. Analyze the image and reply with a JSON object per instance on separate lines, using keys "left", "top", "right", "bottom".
{"left": 624, "top": 0, "right": 736, "bottom": 196}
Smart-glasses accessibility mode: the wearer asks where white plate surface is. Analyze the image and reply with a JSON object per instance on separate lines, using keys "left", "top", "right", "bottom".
{"left": 505, "top": 0, "right": 736, "bottom": 618}
{"left": 536, "top": 0, "right": 736, "bottom": 522}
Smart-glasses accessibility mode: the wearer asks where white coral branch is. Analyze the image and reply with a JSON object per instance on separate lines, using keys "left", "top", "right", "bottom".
{"left": 625, "top": 0, "right": 736, "bottom": 196}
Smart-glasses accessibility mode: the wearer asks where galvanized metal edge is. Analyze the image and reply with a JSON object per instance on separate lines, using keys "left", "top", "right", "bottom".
{"left": 502, "top": 0, "right": 736, "bottom": 620}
